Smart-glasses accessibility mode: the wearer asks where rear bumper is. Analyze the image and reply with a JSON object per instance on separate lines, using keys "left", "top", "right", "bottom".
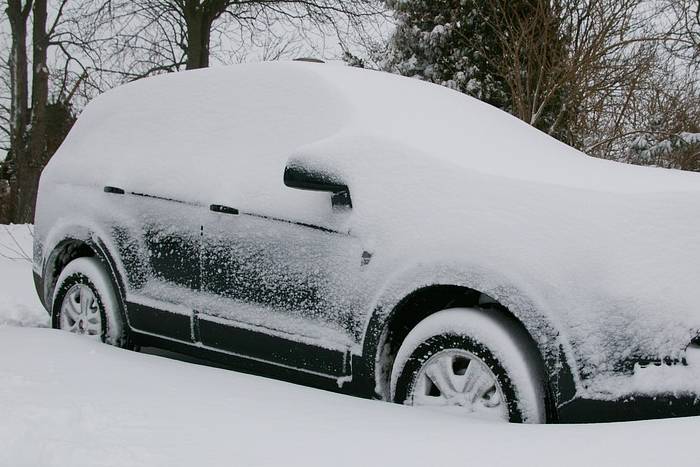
{"left": 558, "top": 395, "right": 700, "bottom": 423}
{"left": 558, "top": 355, "right": 700, "bottom": 423}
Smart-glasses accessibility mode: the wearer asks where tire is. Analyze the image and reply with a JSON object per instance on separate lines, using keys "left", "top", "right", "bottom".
{"left": 390, "top": 308, "right": 546, "bottom": 423}
{"left": 52, "top": 256, "right": 130, "bottom": 348}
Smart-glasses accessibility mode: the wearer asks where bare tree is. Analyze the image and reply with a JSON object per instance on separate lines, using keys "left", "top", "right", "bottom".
{"left": 3, "top": 0, "right": 94, "bottom": 222}
{"left": 619, "top": 60, "right": 700, "bottom": 171}
{"left": 662, "top": 0, "right": 700, "bottom": 65}
{"left": 573, "top": 0, "right": 699, "bottom": 168}
{"left": 90, "top": 0, "right": 385, "bottom": 81}
{"left": 379, "top": 0, "right": 698, "bottom": 166}
{"left": 480, "top": 0, "right": 662, "bottom": 149}
{"left": 0, "top": 28, "right": 12, "bottom": 155}
{"left": 5, "top": 0, "right": 35, "bottom": 222}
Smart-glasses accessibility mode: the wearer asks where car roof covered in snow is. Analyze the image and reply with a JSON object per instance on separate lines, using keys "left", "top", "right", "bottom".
{"left": 46, "top": 60, "right": 700, "bottom": 203}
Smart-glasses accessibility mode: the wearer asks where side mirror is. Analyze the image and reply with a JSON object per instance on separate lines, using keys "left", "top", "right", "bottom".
{"left": 284, "top": 163, "right": 352, "bottom": 209}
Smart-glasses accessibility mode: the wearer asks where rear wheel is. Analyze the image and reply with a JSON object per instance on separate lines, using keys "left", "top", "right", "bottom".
{"left": 52, "top": 256, "right": 130, "bottom": 347}
{"left": 390, "top": 308, "right": 546, "bottom": 423}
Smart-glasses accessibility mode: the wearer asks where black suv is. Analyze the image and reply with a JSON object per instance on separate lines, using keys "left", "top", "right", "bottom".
{"left": 33, "top": 62, "right": 700, "bottom": 423}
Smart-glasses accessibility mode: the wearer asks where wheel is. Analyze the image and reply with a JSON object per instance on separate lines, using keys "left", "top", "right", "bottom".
{"left": 390, "top": 308, "right": 546, "bottom": 423}
{"left": 52, "top": 256, "right": 130, "bottom": 347}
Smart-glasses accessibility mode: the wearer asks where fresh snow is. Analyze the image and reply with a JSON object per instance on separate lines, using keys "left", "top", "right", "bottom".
{"left": 1, "top": 326, "right": 700, "bottom": 467}
{"left": 0, "top": 225, "right": 49, "bottom": 328}
{"left": 2, "top": 326, "right": 700, "bottom": 467}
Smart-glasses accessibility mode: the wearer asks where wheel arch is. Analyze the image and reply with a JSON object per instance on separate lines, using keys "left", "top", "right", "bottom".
{"left": 356, "top": 265, "right": 579, "bottom": 418}
{"left": 39, "top": 223, "right": 128, "bottom": 320}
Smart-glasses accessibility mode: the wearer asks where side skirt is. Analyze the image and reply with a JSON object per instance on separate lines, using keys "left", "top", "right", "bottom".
{"left": 131, "top": 331, "right": 354, "bottom": 394}
{"left": 197, "top": 316, "right": 350, "bottom": 377}
{"left": 126, "top": 301, "right": 354, "bottom": 388}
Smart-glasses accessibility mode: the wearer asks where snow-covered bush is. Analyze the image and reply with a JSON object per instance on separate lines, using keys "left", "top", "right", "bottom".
{"left": 629, "top": 132, "right": 700, "bottom": 171}
{"left": 382, "top": 0, "right": 510, "bottom": 110}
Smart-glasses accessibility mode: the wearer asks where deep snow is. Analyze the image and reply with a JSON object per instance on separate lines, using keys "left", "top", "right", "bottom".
{"left": 0, "top": 225, "right": 48, "bottom": 328}
{"left": 2, "top": 223, "right": 700, "bottom": 466}
{"left": 3, "top": 326, "right": 700, "bottom": 467}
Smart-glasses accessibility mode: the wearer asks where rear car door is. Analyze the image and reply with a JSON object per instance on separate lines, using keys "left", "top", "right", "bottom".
{"left": 109, "top": 189, "right": 204, "bottom": 342}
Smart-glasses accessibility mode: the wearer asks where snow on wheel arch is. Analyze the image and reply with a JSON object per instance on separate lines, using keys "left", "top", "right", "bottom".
{"left": 53, "top": 256, "right": 124, "bottom": 345}
{"left": 390, "top": 307, "right": 547, "bottom": 423}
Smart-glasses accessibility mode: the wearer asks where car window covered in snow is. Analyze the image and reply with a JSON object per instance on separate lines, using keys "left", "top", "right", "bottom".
{"left": 43, "top": 62, "right": 352, "bottom": 228}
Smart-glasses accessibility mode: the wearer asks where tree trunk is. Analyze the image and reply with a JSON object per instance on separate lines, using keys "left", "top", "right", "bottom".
{"left": 184, "top": 3, "right": 213, "bottom": 69}
{"left": 15, "top": 0, "right": 49, "bottom": 223}
{"left": 6, "top": 1, "right": 31, "bottom": 224}
{"left": 6, "top": 1, "right": 30, "bottom": 136}
{"left": 6, "top": 0, "right": 29, "bottom": 157}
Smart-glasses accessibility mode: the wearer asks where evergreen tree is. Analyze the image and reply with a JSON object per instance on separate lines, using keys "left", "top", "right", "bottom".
{"left": 383, "top": 0, "right": 573, "bottom": 142}
{"left": 384, "top": 0, "right": 510, "bottom": 109}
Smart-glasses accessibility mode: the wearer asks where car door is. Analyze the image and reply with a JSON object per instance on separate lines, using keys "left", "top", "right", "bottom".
{"left": 197, "top": 166, "right": 369, "bottom": 376}
{"left": 112, "top": 190, "right": 205, "bottom": 342}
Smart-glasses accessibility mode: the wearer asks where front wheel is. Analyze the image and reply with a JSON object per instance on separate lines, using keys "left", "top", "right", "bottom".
{"left": 390, "top": 308, "right": 546, "bottom": 423}
{"left": 52, "top": 256, "right": 130, "bottom": 347}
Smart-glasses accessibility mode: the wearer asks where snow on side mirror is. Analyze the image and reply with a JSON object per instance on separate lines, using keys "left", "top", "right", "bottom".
{"left": 283, "top": 163, "right": 352, "bottom": 210}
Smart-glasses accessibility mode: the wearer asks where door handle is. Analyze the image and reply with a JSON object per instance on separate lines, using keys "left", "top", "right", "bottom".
{"left": 210, "top": 204, "right": 239, "bottom": 215}
{"left": 104, "top": 186, "right": 125, "bottom": 194}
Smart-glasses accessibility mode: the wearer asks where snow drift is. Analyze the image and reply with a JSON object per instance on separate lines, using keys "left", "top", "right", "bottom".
{"left": 1, "top": 326, "right": 700, "bottom": 467}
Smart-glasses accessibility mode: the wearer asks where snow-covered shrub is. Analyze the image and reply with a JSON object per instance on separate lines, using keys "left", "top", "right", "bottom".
{"left": 628, "top": 132, "right": 700, "bottom": 172}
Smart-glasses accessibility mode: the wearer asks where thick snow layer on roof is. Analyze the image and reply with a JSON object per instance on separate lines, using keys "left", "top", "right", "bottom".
{"left": 46, "top": 61, "right": 700, "bottom": 199}
{"left": 303, "top": 63, "right": 700, "bottom": 193}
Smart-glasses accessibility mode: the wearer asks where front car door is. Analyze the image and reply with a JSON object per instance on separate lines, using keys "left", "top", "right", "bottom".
{"left": 197, "top": 182, "right": 369, "bottom": 376}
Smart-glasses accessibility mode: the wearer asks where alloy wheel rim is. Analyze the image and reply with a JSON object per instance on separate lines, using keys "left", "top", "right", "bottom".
{"left": 59, "top": 284, "right": 103, "bottom": 339}
{"left": 409, "top": 349, "right": 509, "bottom": 421}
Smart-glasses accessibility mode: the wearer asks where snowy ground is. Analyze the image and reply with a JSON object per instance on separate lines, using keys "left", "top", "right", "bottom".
{"left": 2, "top": 224, "right": 700, "bottom": 467}
{"left": 0, "top": 225, "right": 49, "bottom": 328}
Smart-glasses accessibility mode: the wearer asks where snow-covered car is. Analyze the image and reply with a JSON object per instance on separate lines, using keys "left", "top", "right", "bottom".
{"left": 32, "top": 61, "right": 700, "bottom": 423}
